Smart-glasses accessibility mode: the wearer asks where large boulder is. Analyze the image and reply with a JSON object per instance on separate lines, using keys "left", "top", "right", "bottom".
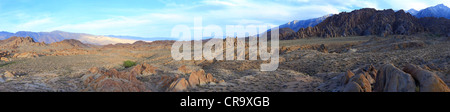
{"left": 339, "top": 70, "right": 354, "bottom": 86}
{"left": 353, "top": 65, "right": 377, "bottom": 84}
{"left": 374, "top": 64, "right": 416, "bottom": 92}
{"left": 343, "top": 82, "right": 364, "bottom": 92}
{"left": 188, "top": 70, "right": 211, "bottom": 86}
{"left": 340, "top": 70, "right": 372, "bottom": 92}
{"left": 168, "top": 78, "right": 190, "bottom": 92}
{"left": 0, "top": 71, "right": 15, "bottom": 82}
{"left": 131, "top": 63, "right": 158, "bottom": 76}
{"left": 349, "top": 73, "right": 372, "bottom": 92}
{"left": 403, "top": 64, "right": 450, "bottom": 92}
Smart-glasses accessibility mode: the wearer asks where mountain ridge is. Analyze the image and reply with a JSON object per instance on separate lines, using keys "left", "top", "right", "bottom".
{"left": 0, "top": 31, "right": 139, "bottom": 45}
{"left": 409, "top": 4, "right": 450, "bottom": 19}
{"left": 279, "top": 14, "right": 333, "bottom": 32}
{"left": 278, "top": 8, "right": 449, "bottom": 40}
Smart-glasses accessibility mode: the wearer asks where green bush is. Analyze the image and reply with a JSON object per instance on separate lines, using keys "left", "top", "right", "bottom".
{"left": 123, "top": 60, "right": 137, "bottom": 68}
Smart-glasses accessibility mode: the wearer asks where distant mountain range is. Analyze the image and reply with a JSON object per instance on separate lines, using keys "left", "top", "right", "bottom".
{"left": 105, "top": 35, "right": 177, "bottom": 41}
{"left": 407, "top": 4, "right": 450, "bottom": 19}
{"left": 0, "top": 31, "right": 140, "bottom": 45}
{"left": 279, "top": 14, "right": 333, "bottom": 32}
{"left": 0, "top": 30, "right": 180, "bottom": 45}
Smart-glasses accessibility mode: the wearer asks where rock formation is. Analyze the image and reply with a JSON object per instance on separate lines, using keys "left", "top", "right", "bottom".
{"left": 82, "top": 67, "right": 148, "bottom": 92}
{"left": 131, "top": 63, "right": 158, "bottom": 76}
{"left": 374, "top": 64, "right": 416, "bottom": 92}
{"left": 168, "top": 78, "right": 190, "bottom": 92}
{"left": 327, "top": 63, "right": 449, "bottom": 92}
{"left": 403, "top": 64, "right": 450, "bottom": 92}
{"left": 340, "top": 70, "right": 372, "bottom": 92}
{"left": 0, "top": 71, "right": 15, "bottom": 82}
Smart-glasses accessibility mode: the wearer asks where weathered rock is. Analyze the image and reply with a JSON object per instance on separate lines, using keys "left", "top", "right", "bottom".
{"left": 403, "top": 64, "right": 450, "bottom": 92}
{"left": 187, "top": 69, "right": 220, "bottom": 87}
{"left": 189, "top": 70, "right": 208, "bottom": 86}
{"left": 354, "top": 65, "right": 377, "bottom": 84}
{"left": 13, "top": 52, "right": 40, "bottom": 58}
{"left": 349, "top": 74, "right": 372, "bottom": 92}
{"left": 157, "top": 75, "right": 179, "bottom": 90}
{"left": 132, "top": 63, "right": 158, "bottom": 76}
{"left": 317, "top": 44, "right": 328, "bottom": 53}
{"left": 1, "top": 71, "right": 15, "bottom": 82}
{"left": 178, "top": 65, "right": 191, "bottom": 74}
{"left": 343, "top": 82, "right": 363, "bottom": 92}
{"left": 82, "top": 67, "right": 148, "bottom": 92}
{"left": 168, "top": 78, "right": 189, "bottom": 92}
{"left": 4, "top": 71, "right": 15, "bottom": 78}
{"left": 88, "top": 67, "right": 101, "bottom": 74}
{"left": 205, "top": 73, "right": 216, "bottom": 82}
{"left": 0, "top": 57, "right": 9, "bottom": 62}
{"left": 374, "top": 64, "right": 416, "bottom": 92}
{"left": 339, "top": 70, "right": 372, "bottom": 92}
{"left": 339, "top": 70, "right": 355, "bottom": 86}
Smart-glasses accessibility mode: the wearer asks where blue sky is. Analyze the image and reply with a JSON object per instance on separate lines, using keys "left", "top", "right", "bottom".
{"left": 0, "top": 0, "right": 448, "bottom": 38}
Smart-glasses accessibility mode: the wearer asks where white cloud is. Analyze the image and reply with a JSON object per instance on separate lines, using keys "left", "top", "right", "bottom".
{"left": 15, "top": 18, "right": 53, "bottom": 31}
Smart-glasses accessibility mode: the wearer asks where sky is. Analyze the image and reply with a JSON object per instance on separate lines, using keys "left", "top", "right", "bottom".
{"left": 0, "top": 0, "right": 448, "bottom": 38}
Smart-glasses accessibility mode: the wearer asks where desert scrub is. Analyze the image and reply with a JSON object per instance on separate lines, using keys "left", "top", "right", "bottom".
{"left": 123, "top": 60, "right": 137, "bottom": 68}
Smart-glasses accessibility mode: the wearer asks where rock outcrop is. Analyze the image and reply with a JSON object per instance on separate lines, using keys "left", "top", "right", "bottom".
{"left": 188, "top": 69, "right": 217, "bottom": 86}
{"left": 0, "top": 36, "right": 45, "bottom": 48}
{"left": 0, "top": 71, "right": 15, "bottom": 82}
{"left": 157, "top": 69, "right": 223, "bottom": 92}
{"left": 325, "top": 63, "right": 449, "bottom": 92}
{"left": 12, "top": 52, "right": 40, "bottom": 58}
{"left": 403, "top": 64, "right": 450, "bottom": 92}
{"left": 168, "top": 78, "right": 190, "bottom": 92}
{"left": 82, "top": 67, "right": 148, "bottom": 92}
{"left": 374, "top": 64, "right": 416, "bottom": 92}
{"left": 340, "top": 70, "right": 372, "bottom": 92}
{"left": 131, "top": 63, "right": 158, "bottom": 76}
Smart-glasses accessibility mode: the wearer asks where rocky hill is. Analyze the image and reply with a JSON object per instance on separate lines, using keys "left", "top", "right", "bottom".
{"left": 279, "top": 8, "right": 450, "bottom": 40}
{"left": 0, "top": 36, "right": 45, "bottom": 48}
